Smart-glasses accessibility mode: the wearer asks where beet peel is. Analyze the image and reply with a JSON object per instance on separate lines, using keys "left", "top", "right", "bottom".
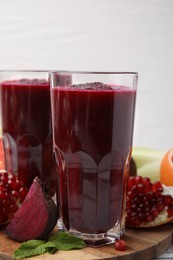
{"left": 5, "top": 177, "right": 58, "bottom": 242}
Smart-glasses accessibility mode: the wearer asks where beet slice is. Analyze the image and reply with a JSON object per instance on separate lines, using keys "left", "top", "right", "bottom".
{"left": 5, "top": 177, "right": 58, "bottom": 242}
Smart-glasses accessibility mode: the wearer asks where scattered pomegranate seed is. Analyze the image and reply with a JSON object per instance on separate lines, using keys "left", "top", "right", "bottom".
{"left": 114, "top": 239, "right": 126, "bottom": 251}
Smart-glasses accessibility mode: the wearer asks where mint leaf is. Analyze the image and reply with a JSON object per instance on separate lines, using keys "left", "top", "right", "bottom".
{"left": 13, "top": 240, "right": 57, "bottom": 259}
{"left": 13, "top": 232, "right": 86, "bottom": 259}
{"left": 44, "top": 241, "right": 57, "bottom": 254}
{"left": 49, "top": 232, "right": 86, "bottom": 250}
{"left": 13, "top": 240, "right": 46, "bottom": 259}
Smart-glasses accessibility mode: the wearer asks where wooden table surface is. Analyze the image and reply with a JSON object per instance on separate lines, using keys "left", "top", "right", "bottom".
{"left": 154, "top": 244, "right": 173, "bottom": 259}
{"left": 1, "top": 223, "right": 173, "bottom": 260}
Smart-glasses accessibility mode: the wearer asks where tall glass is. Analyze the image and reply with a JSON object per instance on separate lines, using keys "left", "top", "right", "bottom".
{"left": 0, "top": 70, "right": 56, "bottom": 196}
{"left": 50, "top": 71, "right": 138, "bottom": 246}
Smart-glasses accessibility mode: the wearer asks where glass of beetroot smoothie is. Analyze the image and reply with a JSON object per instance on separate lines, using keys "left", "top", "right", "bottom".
{"left": 0, "top": 71, "right": 59, "bottom": 196}
{"left": 50, "top": 71, "right": 138, "bottom": 246}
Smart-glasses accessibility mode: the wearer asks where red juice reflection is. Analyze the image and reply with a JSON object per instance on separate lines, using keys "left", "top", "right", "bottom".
{"left": 51, "top": 82, "right": 136, "bottom": 234}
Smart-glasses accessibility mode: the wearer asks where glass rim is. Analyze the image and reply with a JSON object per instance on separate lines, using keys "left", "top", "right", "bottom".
{"left": 0, "top": 70, "right": 138, "bottom": 76}
{"left": 50, "top": 70, "right": 138, "bottom": 75}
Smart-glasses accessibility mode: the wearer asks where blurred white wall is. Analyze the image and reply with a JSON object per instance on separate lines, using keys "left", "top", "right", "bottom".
{"left": 0, "top": 0, "right": 173, "bottom": 150}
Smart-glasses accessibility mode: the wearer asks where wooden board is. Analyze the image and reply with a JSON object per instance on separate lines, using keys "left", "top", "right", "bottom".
{"left": 0, "top": 224, "right": 173, "bottom": 260}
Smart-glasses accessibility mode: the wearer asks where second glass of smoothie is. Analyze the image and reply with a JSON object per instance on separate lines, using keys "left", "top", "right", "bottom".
{"left": 0, "top": 71, "right": 57, "bottom": 195}
{"left": 50, "top": 71, "right": 138, "bottom": 246}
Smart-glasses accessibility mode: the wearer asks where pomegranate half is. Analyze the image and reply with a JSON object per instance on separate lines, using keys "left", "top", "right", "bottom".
{"left": 126, "top": 176, "right": 173, "bottom": 227}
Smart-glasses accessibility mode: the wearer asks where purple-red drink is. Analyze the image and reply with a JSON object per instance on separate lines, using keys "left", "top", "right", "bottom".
{"left": 0, "top": 79, "right": 56, "bottom": 195}
{"left": 51, "top": 82, "right": 136, "bottom": 234}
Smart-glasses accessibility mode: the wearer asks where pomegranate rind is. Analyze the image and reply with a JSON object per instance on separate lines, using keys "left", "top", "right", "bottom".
{"left": 5, "top": 177, "right": 58, "bottom": 242}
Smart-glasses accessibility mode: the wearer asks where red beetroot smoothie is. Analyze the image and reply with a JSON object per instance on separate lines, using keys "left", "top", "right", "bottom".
{"left": 0, "top": 79, "right": 56, "bottom": 195}
{"left": 51, "top": 83, "right": 136, "bottom": 234}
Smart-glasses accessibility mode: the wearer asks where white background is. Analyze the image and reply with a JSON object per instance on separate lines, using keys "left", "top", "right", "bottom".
{"left": 0, "top": 0, "right": 173, "bottom": 151}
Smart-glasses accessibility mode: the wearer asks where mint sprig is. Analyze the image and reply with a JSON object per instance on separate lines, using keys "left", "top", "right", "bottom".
{"left": 13, "top": 232, "right": 86, "bottom": 259}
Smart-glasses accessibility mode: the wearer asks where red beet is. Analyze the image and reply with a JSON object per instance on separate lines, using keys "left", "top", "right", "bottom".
{"left": 5, "top": 177, "right": 58, "bottom": 242}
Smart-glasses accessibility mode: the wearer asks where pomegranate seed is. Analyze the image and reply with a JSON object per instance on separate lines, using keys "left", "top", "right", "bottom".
{"left": 138, "top": 212, "right": 145, "bottom": 221}
{"left": 0, "top": 186, "right": 7, "bottom": 192}
{"left": 152, "top": 181, "right": 163, "bottom": 193}
{"left": 19, "top": 187, "right": 28, "bottom": 198}
{"left": 0, "top": 191, "right": 6, "bottom": 200}
{"left": 137, "top": 183, "right": 144, "bottom": 194}
{"left": 129, "top": 216, "right": 142, "bottom": 227}
{"left": 1, "top": 175, "right": 8, "bottom": 184}
{"left": 144, "top": 183, "right": 153, "bottom": 194}
{"left": 127, "top": 211, "right": 137, "bottom": 218}
{"left": 150, "top": 198, "right": 157, "bottom": 205}
{"left": 146, "top": 191, "right": 154, "bottom": 200}
{"left": 127, "top": 190, "right": 135, "bottom": 199}
{"left": 142, "top": 197, "right": 149, "bottom": 207}
{"left": 167, "top": 206, "right": 173, "bottom": 217}
{"left": 130, "top": 203, "right": 137, "bottom": 211}
{"left": 164, "top": 195, "right": 173, "bottom": 206}
{"left": 10, "top": 204, "right": 18, "bottom": 213}
{"left": 114, "top": 240, "right": 126, "bottom": 251}
{"left": 138, "top": 193, "right": 145, "bottom": 202}
{"left": 11, "top": 190, "right": 20, "bottom": 199}
{"left": 126, "top": 198, "right": 131, "bottom": 208}
{"left": 8, "top": 179, "right": 20, "bottom": 190}
{"left": 2, "top": 199, "right": 11, "bottom": 209}
{"left": 156, "top": 203, "right": 165, "bottom": 213}
{"left": 142, "top": 177, "right": 151, "bottom": 185}
{"left": 128, "top": 177, "right": 136, "bottom": 188}
{"left": 135, "top": 176, "right": 143, "bottom": 185}
{"left": 2, "top": 207, "right": 10, "bottom": 215}
{"left": 150, "top": 207, "right": 159, "bottom": 217}
{"left": 145, "top": 213, "right": 154, "bottom": 222}
{"left": 8, "top": 174, "right": 17, "bottom": 180}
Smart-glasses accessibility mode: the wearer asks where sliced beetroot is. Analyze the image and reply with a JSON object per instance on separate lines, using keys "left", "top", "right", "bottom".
{"left": 5, "top": 177, "right": 58, "bottom": 242}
